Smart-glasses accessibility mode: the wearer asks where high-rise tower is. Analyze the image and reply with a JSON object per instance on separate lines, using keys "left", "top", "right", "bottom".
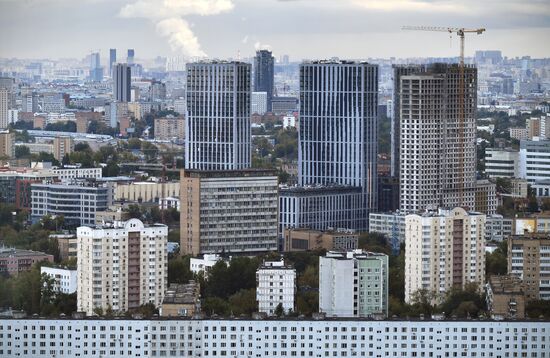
{"left": 113, "top": 63, "right": 131, "bottom": 103}
{"left": 254, "top": 50, "right": 275, "bottom": 112}
{"left": 398, "top": 63, "right": 477, "bottom": 212}
{"left": 109, "top": 49, "right": 117, "bottom": 77}
{"left": 127, "top": 49, "right": 135, "bottom": 65}
{"left": 185, "top": 61, "right": 251, "bottom": 170}
{"left": 89, "top": 52, "right": 103, "bottom": 82}
{"left": 299, "top": 61, "right": 379, "bottom": 210}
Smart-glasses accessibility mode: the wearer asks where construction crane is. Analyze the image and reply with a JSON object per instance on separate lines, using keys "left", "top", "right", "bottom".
{"left": 402, "top": 26, "right": 485, "bottom": 208}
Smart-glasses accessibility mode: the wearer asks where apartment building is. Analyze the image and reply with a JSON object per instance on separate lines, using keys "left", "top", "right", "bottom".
{"left": 154, "top": 115, "right": 185, "bottom": 141}
{"left": 53, "top": 136, "right": 74, "bottom": 162}
{"left": 0, "top": 131, "right": 14, "bottom": 158}
{"left": 77, "top": 219, "right": 168, "bottom": 315}
{"left": 486, "top": 275, "right": 526, "bottom": 319}
{"left": 508, "top": 235, "right": 550, "bottom": 300}
{"left": 256, "top": 260, "right": 296, "bottom": 315}
{"left": 114, "top": 181, "right": 180, "bottom": 203}
{"left": 319, "top": 250, "right": 389, "bottom": 317}
{"left": 475, "top": 179, "right": 497, "bottom": 215}
{"left": 368, "top": 211, "right": 406, "bottom": 252}
{"left": 180, "top": 169, "right": 278, "bottom": 255}
{"left": 0, "top": 248, "right": 54, "bottom": 276}
{"left": 2, "top": 318, "right": 549, "bottom": 358}
{"left": 405, "top": 208, "right": 486, "bottom": 303}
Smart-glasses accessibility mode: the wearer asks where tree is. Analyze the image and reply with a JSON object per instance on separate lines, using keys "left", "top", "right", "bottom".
{"left": 274, "top": 303, "right": 284, "bottom": 317}
{"left": 203, "top": 297, "right": 230, "bottom": 316}
{"left": 168, "top": 256, "right": 193, "bottom": 284}
{"left": 526, "top": 300, "right": 550, "bottom": 318}
{"left": 438, "top": 283, "right": 485, "bottom": 318}
{"left": 228, "top": 288, "right": 257, "bottom": 316}
{"left": 127, "top": 204, "right": 142, "bottom": 219}
{"left": 15, "top": 145, "right": 31, "bottom": 159}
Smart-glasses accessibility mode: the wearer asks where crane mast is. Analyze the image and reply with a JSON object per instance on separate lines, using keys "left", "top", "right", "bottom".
{"left": 402, "top": 26, "right": 485, "bottom": 208}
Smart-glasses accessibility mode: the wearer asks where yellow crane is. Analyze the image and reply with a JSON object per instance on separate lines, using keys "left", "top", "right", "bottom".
{"left": 402, "top": 26, "right": 485, "bottom": 208}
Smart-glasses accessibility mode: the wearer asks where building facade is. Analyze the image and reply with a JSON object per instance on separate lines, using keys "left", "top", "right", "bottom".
{"left": 484, "top": 149, "right": 520, "bottom": 178}
{"left": 299, "top": 61, "right": 378, "bottom": 219}
{"left": 405, "top": 208, "right": 486, "bottom": 303}
{"left": 519, "top": 139, "right": 550, "bottom": 183}
{"left": 319, "top": 250, "right": 388, "bottom": 317}
{"left": 0, "top": 248, "right": 54, "bottom": 276}
{"left": 77, "top": 219, "right": 168, "bottom": 315}
{"left": 398, "top": 64, "right": 477, "bottom": 213}
{"left": 180, "top": 169, "right": 278, "bottom": 255}
{"left": 2, "top": 318, "right": 549, "bottom": 358}
{"left": 283, "top": 228, "right": 358, "bottom": 252}
{"left": 0, "top": 88, "right": 8, "bottom": 129}
{"left": 185, "top": 61, "right": 251, "bottom": 170}
{"left": 508, "top": 235, "right": 550, "bottom": 300}
{"left": 154, "top": 116, "right": 185, "bottom": 141}
{"left": 475, "top": 179, "right": 497, "bottom": 215}
{"left": 113, "top": 63, "right": 131, "bottom": 102}
{"left": 251, "top": 91, "right": 268, "bottom": 115}
{"left": 31, "top": 181, "right": 113, "bottom": 226}
{"left": 256, "top": 260, "right": 296, "bottom": 315}
{"left": 486, "top": 275, "right": 526, "bottom": 319}
{"left": 40, "top": 266, "right": 78, "bottom": 294}
{"left": 254, "top": 50, "right": 275, "bottom": 112}
{"left": 0, "top": 131, "right": 14, "bottom": 158}
{"left": 53, "top": 136, "right": 74, "bottom": 162}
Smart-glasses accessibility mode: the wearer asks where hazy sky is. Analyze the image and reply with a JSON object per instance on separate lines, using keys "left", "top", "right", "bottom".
{"left": 0, "top": 0, "right": 549, "bottom": 61}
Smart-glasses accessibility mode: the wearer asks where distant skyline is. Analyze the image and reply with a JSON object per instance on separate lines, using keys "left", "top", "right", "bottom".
{"left": 0, "top": 0, "right": 549, "bottom": 60}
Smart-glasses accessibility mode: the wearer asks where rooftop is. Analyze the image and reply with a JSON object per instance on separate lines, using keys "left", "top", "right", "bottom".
{"left": 489, "top": 275, "right": 524, "bottom": 294}
{"left": 162, "top": 282, "right": 200, "bottom": 305}
{"left": 0, "top": 248, "right": 53, "bottom": 259}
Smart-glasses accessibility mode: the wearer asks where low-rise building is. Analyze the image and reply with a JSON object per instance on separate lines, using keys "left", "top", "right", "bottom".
{"left": 0, "top": 248, "right": 54, "bottom": 275}
{"left": 319, "top": 250, "right": 388, "bottom": 318}
{"left": 510, "top": 127, "right": 528, "bottom": 141}
{"left": 256, "top": 260, "right": 296, "bottom": 315}
{"left": 52, "top": 167, "right": 103, "bottom": 181}
{"left": 485, "top": 214, "right": 514, "bottom": 242}
{"left": 283, "top": 228, "right": 358, "bottom": 252}
{"left": 475, "top": 179, "right": 497, "bottom": 215}
{"left": 486, "top": 275, "right": 526, "bottom": 318}
{"left": 484, "top": 148, "right": 519, "bottom": 178}
{"left": 40, "top": 266, "right": 78, "bottom": 294}
{"left": 160, "top": 281, "right": 201, "bottom": 317}
{"left": 51, "top": 233, "right": 77, "bottom": 261}
{"left": 368, "top": 211, "right": 406, "bottom": 253}
{"left": 159, "top": 196, "right": 180, "bottom": 211}
{"left": 189, "top": 254, "right": 228, "bottom": 276}
{"left": 508, "top": 234, "right": 550, "bottom": 300}
{"left": 114, "top": 181, "right": 180, "bottom": 203}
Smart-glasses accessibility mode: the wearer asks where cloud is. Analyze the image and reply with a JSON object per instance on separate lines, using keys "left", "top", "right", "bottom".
{"left": 119, "top": 0, "right": 234, "bottom": 57}
{"left": 254, "top": 41, "right": 272, "bottom": 51}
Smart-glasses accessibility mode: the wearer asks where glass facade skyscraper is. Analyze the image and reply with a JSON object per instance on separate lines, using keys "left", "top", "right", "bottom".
{"left": 254, "top": 50, "right": 274, "bottom": 112}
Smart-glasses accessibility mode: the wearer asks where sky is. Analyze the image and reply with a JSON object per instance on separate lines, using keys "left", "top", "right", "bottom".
{"left": 0, "top": 0, "right": 549, "bottom": 61}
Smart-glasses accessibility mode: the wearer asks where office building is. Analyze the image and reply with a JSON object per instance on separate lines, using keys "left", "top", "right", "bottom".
{"left": 398, "top": 64, "right": 477, "bottom": 213}
{"left": 298, "top": 60, "right": 378, "bottom": 229}
{"left": 519, "top": 139, "right": 550, "bottom": 183}
{"left": 251, "top": 91, "right": 268, "bottom": 115}
{"left": 475, "top": 179, "right": 497, "bottom": 215}
{"left": 1, "top": 318, "right": 549, "bottom": 358}
{"left": 113, "top": 63, "right": 132, "bottom": 103}
{"left": 109, "top": 48, "right": 116, "bottom": 76}
{"left": 127, "top": 49, "right": 135, "bottom": 64}
{"left": 256, "top": 260, "right": 296, "bottom": 315}
{"left": 77, "top": 218, "right": 168, "bottom": 315}
{"left": 254, "top": 50, "right": 275, "bottom": 111}
{"left": 41, "top": 92, "right": 65, "bottom": 113}
{"left": 279, "top": 185, "right": 364, "bottom": 236}
{"left": 319, "top": 250, "right": 388, "bottom": 317}
{"left": 21, "top": 87, "right": 38, "bottom": 113}
{"left": 484, "top": 149, "right": 520, "bottom": 178}
{"left": 89, "top": 52, "right": 103, "bottom": 82}
{"left": 271, "top": 96, "right": 298, "bottom": 114}
{"left": 475, "top": 50, "right": 503, "bottom": 64}
{"left": 0, "top": 131, "right": 14, "bottom": 158}
{"left": 405, "top": 208, "right": 486, "bottom": 303}
{"left": 154, "top": 115, "right": 185, "bottom": 141}
{"left": 180, "top": 169, "right": 278, "bottom": 255}
{"left": 40, "top": 266, "right": 77, "bottom": 294}
{"left": 185, "top": 61, "right": 251, "bottom": 170}
{"left": 53, "top": 136, "right": 74, "bottom": 161}
{"left": 486, "top": 275, "right": 526, "bottom": 319}
{"left": 0, "top": 248, "right": 54, "bottom": 276}
{"left": 508, "top": 235, "right": 550, "bottom": 300}
{"left": 283, "top": 228, "right": 358, "bottom": 252}
{"left": 31, "top": 181, "right": 113, "bottom": 226}
{"left": 0, "top": 88, "right": 8, "bottom": 129}
{"left": 377, "top": 176, "right": 400, "bottom": 212}
{"left": 160, "top": 282, "right": 201, "bottom": 317}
